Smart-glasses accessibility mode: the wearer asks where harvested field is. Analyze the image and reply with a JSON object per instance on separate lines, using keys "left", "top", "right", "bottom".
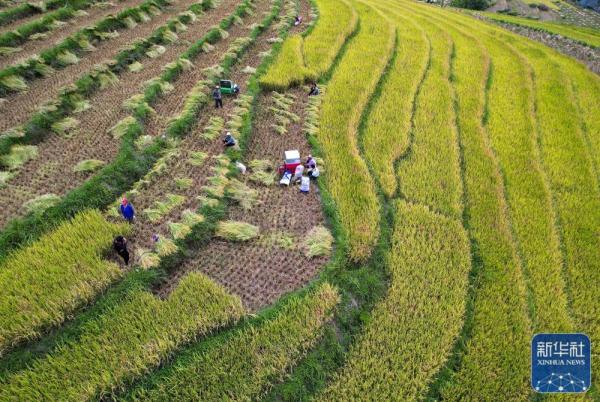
{"left": 0, "top": 0, "right": 207, "bottom": 131}
{"left": 107, "top": 0, "right": 281, "bottom": 255}
{"left": 0, "top": 0, "right": 146, "bottom": 69}
{"left": 0, "top": 0, "right": 265, "bottom": 228}
{"left": 156, "top": 86, "right": 329, "bottom": 312}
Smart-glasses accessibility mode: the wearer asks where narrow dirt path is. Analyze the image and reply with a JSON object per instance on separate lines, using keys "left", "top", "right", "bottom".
{"left": 0, "top": 0, "right": 146, "bottom": 69}
{"left": 0, "top": 0, "right": 271, "bottom": 228}
{"left": 0, "top": 0, "right": 201, "bottom": 132}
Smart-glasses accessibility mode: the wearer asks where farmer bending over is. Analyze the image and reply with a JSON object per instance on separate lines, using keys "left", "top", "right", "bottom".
{"left": 113, "top": 235, "right": 130, "bottom": 266}
{"left": 120, "top": 197, "right": 135, "bottom": 223}
{"left": 223, "top": 131, "right": 236, "bottom": 147}
{"left": 308, "top": 83, "right": 319, "bottom": 96}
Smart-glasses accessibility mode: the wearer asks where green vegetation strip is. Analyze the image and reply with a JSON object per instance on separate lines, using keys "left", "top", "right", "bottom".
{"left": 126, "top": 283, "right": 339, "bottom": 401}
{"left": 0, "top": 273, "right": 244, "bottom": 401}
{"left": 315, "top": 1, "right": 393, "bottom": 261}
{"left": 0, "top": 210, "right": 128, "bottom": 357}
{"left": 319, "top": 201, "right": 470, "bottom": 400}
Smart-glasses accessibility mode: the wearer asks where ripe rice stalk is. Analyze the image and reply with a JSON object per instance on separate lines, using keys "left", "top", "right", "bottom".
{"left": 0, "top": 75, "right": 27, "bottom": 91}
{"left": 201, "top": 116, "right": 224, "bottom": 140}
{"left": 27, "top": 1, "right": 46, "bottom": 11}
{"left": 136, "top": 248, "right": 161, "bottom": 269}
{"left": 213, "top": 153, "right": 230, "bottom": 167}
{"left": 216, "top": 220, "right": 259, "bottom": 242}
{"left": 169, "top": 222, "right": 192, "bottom": 240}
{"left": 155, "top": 237, "right": 178, "bottom": 257}
{"left": 77, "top": 37, "right": 96, "bottom": 52}
{"left": 1, "top": 145, "right": 38, "bottom": 170}
{"left": 179, "top": 10, "right": 197, "bottom": 22}
{"left": 56, "top": 50, "right": 79, "bottom": 66}
{"left": 135, "top": 135, "right": 153, "bottom": 149}
{"left": 71, "top": 97, "right": 90, "bottom": 113}
{"left": 161, "top": 28, "right": 178, "bottom": 43}
{"left": 30, "top": 32, "right": 49, "bottom": 40}
{"left": 73, "top": 159, "right": 105, "bottom": 173}
{"left": 242, "top": 66, "right": 256, "bottom": 74}
{"left": 272, "top": 124, "right": 287, "bottom": 135}
{"left": 0, "top": 47, "right": 22, "bottom": 56}
{"left": 147, "top": 4, "right": 162, "bottom": 15}
{"left": 48, "top": 19, "right": 67, "bottom": 30}
{"left": 197, "top": 195, "right": 220, "bottom": 208}
{"left": 91, "top": 1, "right": 114, "bottom": 8}
{"left": 108, "top": 116, "right": 137, "bottom": 139}
{"left": 172, "top": 20, "right": 187, "bottom": 33}
{"left": 123, "top": 16, "right": 138, "bottom": 29}
{"left": 258, "top": 50, "right": 271, "bottom": 58}
{"left": 267, "top": 37, "right": 282, "bottom": 43}
{"left": 202, "top": 64, "right": 224, "bottom": 80}
{"left": 32, "top": 60, "right": 54, "bottom": 77}
{"left": 96, "top": 30, "right": 120, "bottom": 40}
{"left": 0, "top": 126, "right": 25, "bottom": 139}
{"left": 201, "top": 41, "right": 214, "bottom": 52}
{"left": 226, "top": 179, "right": 258, "bottom": 210}
{"left": 249, "top": 171, "right": 274, "bottom": 186}
{"left": 23, "top": 194, "right": 61, "bottom": 215}
{"left": 233, "top": 15, "right": 243, "bottom": 25}
{"left": 74, "top": 9, "right": 88, "bottom": 17}
{"left": 128, "top": 61, "right": 143, "bottom": 72}
{"left": 175, "top": 177, "right": 193, "bottom": 190}
{"left": 0, "top": 171, "right": 15, "bottom": 188}
{"left": 137, "top": 10, "right": 151, "bottom": 22}
{"left": 188, "top": 151, "right": 207, "bottom": 166}
{"left": 146, "top": 44, "right": 166, "bottom": 58}
{"left": 302, "top": 226, "right": 333, "bottom": 258}
{"left": 123, "top": 94, "right": 155, "bottom": 116}
{"left": 51, "top": 117, "right": 79, "bottom": 137}
{"left": 217, "top": 27, "right": 229, "bottom": 39}
{"left": 259, "top": 231, "right": 296, "bottom": 250}
{"left": 181, "top": 209, "right": 204, "bottom": 226}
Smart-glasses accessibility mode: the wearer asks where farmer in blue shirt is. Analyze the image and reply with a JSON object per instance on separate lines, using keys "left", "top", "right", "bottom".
{"left": 120, "top": 197, "right": 135, "bottom": 223}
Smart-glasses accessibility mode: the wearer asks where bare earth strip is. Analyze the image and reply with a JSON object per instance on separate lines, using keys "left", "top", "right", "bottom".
{"left": 0, "top": 0, "right": 244, "bottom": 228}
{"left": 0, "top": 0, "right": 147, "bottom": 69}
{"left": 0, "top": 0, "right": 202, "bottom": 132}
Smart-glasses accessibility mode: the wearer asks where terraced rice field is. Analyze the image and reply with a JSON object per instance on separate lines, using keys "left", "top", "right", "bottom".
{"left": 0, "top": 0, "right": 599, "bottom": 399}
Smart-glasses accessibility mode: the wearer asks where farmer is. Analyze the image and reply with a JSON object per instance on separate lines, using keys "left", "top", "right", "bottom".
{"left": 309, "top": 165, "right": 320, "bottom": 179}
{"left": 223, "top": 131, "right": 236, "bottom": 147}
{"left": 213, "top": 85, "right": 223, "bottom": 108}
{"left": 120, "top": 197, "right": 135, "bottom": 223}
{"left": 113, "top": 235, "right": 130, "bottom": 266}
{"left": 293, "top": 163, "right": 304, "bottom": 183}
{"left": 300, "top": 175, "right": 310, "bottom": 194}
{"left": 294, "top": 15, "right": 302, "bottom": 26}
{"left": 308, "top": 83, "right": 319, "bottom": 96}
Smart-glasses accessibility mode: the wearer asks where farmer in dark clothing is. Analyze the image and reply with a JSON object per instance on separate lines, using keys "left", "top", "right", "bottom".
{"left": 223, "top": 131, "right": 236, "bottom": 147}
{"left": 308, "top": 83, "right": 319, "bottom": 96}
{"left": 213, "top": 85, "right": 223, "bottom": 108}
{"left": 113, "top": 235, "right": 129, "bottom": 266}
{"left": 120, "top": 197, "right": 135, "bottom": 223}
